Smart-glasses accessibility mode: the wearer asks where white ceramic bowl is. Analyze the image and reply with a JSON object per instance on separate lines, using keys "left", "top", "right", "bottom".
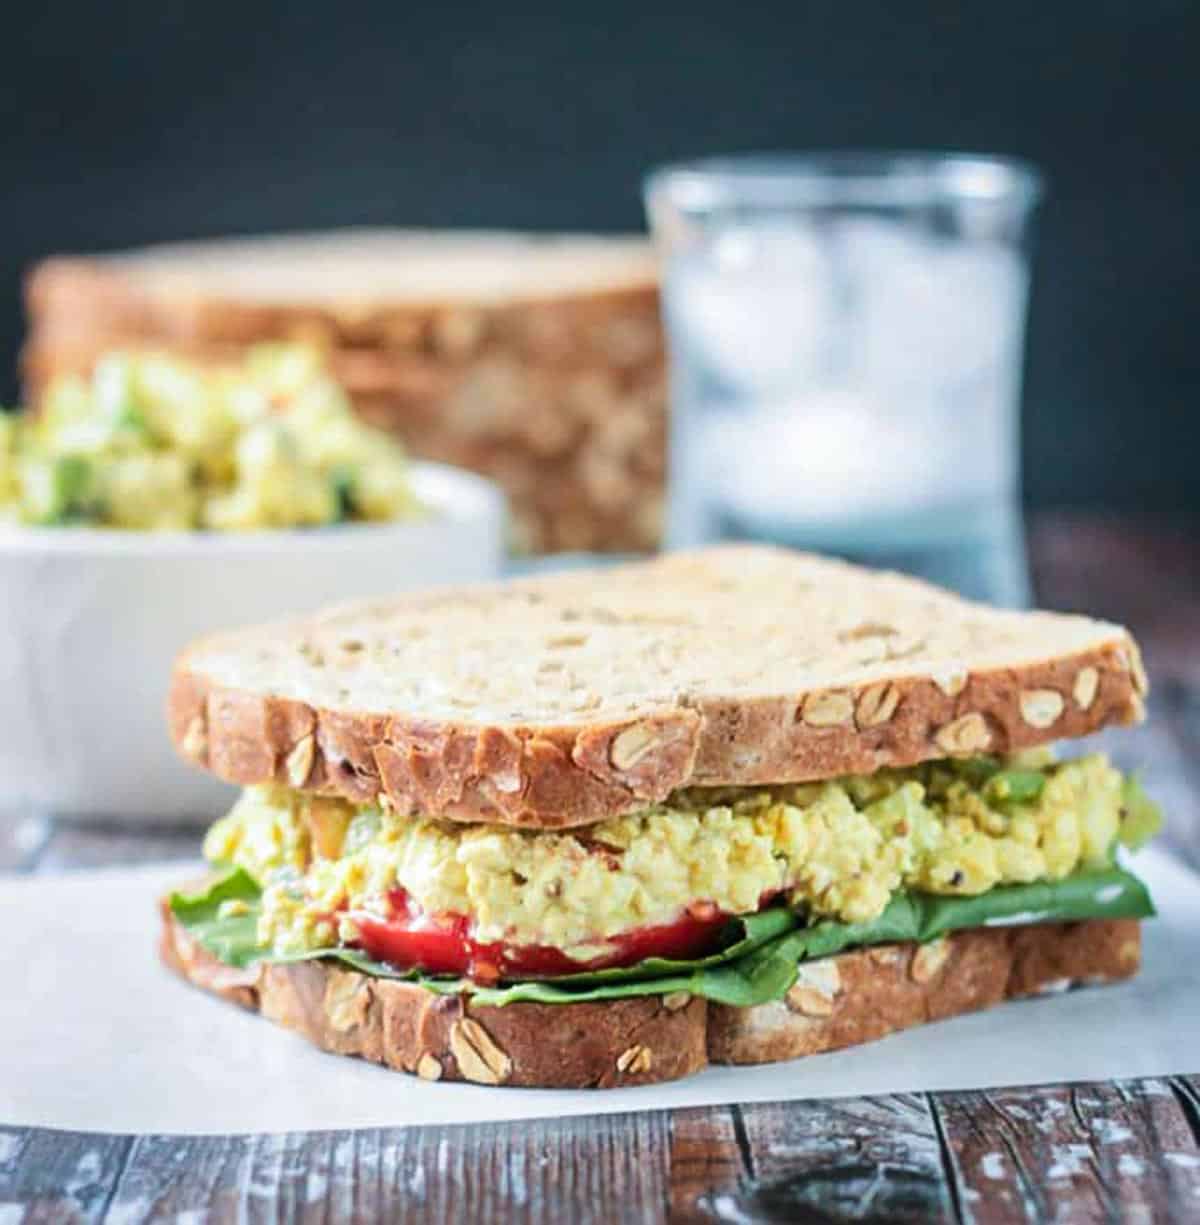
{"left": 0, "top": 462, "right": 504, "bottom": 825}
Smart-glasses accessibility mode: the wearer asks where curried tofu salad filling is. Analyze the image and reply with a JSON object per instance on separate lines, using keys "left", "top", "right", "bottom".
{"left": 172, "top": 751, "right": 1162, "bottom": 1005}
{"left": 0, "top": 345, "right": 421, "bottom": 530}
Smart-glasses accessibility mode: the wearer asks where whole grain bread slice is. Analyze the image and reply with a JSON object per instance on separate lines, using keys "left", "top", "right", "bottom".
{"left": 169, "top": 546, "right": 1146, "bottom": 829}
{"left": 160, "top": 904, "right": 1141, "bottom": 1089}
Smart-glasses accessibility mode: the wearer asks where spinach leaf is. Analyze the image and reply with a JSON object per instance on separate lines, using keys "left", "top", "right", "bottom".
{"left": 169, "top": 867, "right": 262, "bottom": 967}
{"left": 329, "top": 466, "right": 356, "bottom": 522}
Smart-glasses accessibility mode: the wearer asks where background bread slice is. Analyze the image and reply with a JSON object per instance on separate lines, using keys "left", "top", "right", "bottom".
{"left": 160, "top": 904, "right": 1142, "bottom": 1089}
{"left": 169, "top": 545, "right": 1147, "bottom": 829}
{"left": 23, "top": 229, "right": 666, "bottom": 554}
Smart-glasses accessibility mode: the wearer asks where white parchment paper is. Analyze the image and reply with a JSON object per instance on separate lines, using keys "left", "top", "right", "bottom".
{"left": 2, "top": 847, "right": 1197, "bottom": 1136}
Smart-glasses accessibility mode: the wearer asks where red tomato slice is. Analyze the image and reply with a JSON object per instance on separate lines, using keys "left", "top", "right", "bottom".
{"left": 347, "top": 889, "right": 746, "bottom": 985}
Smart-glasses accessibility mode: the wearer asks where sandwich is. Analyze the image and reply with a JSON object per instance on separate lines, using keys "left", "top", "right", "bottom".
{"left": 161, "top": 546, "right": 1161, "bottom": 1088}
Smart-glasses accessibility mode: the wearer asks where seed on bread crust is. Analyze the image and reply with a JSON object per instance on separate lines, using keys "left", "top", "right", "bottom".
{"left": 286, "top": 734, "right": 316, "bottom": 787}
{"left": 662, "top": 991, "right": 692, "bottom": 1012}
{"left": 786, "top": 986, "right": 835, "bottom": 1018}
{"left": 1020, "top": 689, "right": 1065, "bottom": 729}
{"left": 325, "top": 973, "right": 371, "bottom": 1033}
{"left": 616, "top": 1044, "right": 654, "bottom": 1074}
{"left": 1113, "top": 643, "right": 1148, "bottom": 696}
{"left": 1073, "top": 667, "right": 1100, "bottom": 710}
{"left": 785, "top": 961, "right": 841, "bottom": 1017}
{"left": 867, "top": 946, "right": 904, "bottom": 967}
{"left": 547, "top": 631, "right": 589, "bottom": 649}
{"left": 931, "top": 668, "right": 968, "bottom": 697}
{"left": 910, "top": 937, "right": 951, "bottom": 985}
{"left": 431, "top": 309, "right": 485, "bottom": 358}
{"left": 416, "top": 1052, "right": 444, "bottom": 1081}
{"left": 801, "top": 691, "right": 854, "bottom": 727}
{"left": 449, "top": 1017, "right": 513, "bottom": 1085}
{"left": 855, "top": 682, "right": 901, "bottom": 728}
{"left": 181, "top": 716, "right": 207, "bottom": 762}
{"left": 609, "top": 722, "right": 660, "bottom": 770}
{"left": 933, "top": 712, "right": 991, "bottom": 754}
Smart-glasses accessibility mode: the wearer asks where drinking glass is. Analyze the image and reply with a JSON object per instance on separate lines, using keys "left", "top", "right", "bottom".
{"left": 644, "top": 152, "right": 1043, "bottom": 605}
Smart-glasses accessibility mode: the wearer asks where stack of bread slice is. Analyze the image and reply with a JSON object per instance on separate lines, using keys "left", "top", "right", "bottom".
{"left": 24, "top": 229, "right": 666, "bottom": 553}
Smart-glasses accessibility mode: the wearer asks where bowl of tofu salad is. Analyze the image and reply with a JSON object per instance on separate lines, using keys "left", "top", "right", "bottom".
{"left": 0, "top": 345, "right": 504, "bottom": 823}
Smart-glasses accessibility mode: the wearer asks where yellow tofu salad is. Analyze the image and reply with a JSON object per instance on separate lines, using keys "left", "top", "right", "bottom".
{"left": 191, "top": 750, "right": 1161, "bottom": 990}
{"left": 0, "top": 346, "right": 421, "bottom": 530}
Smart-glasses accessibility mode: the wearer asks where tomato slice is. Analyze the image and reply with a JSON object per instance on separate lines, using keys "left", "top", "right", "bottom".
{"left": 347, "top": 889, "right": 748, "bottom": 985}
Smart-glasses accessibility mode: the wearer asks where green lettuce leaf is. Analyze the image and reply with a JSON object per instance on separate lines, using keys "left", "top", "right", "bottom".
{"left": 169, "top": 863, "right": 1154, "bottom": 1009}
{"left": 169, "top": 867, "right": 262, "bottom": 967}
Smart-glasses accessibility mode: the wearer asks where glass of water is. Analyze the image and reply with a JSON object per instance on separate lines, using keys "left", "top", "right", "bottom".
{"left": 644, "top": 153, "right": 1043, "bottom": 605}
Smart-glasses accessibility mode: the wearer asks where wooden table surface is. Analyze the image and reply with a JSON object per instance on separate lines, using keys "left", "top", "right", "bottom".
{"left": 2, "top": 513, "right": 1198, "bottom": 1224}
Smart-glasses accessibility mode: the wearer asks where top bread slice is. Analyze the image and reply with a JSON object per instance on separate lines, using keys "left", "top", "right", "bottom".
{"left": 169, "top": 546, "right": 1146, "bottom": 829}
{"left": 26, "top": 228, "right": 658, "bottom": 336}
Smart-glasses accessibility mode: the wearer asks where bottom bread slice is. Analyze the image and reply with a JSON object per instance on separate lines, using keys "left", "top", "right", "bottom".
{"left": 160, "top": 905, "right": 1141, "bottom": 1089}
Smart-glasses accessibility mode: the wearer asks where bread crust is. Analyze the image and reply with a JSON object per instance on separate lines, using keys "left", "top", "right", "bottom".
{"left": 166, "top": 548, "right": 1147, "bottom": 830}
{"left": 160, "top": 905, "right": 1141, "bottom": 1089}
{"left": 24, "top": 247, "right": 659, "bottom": 343}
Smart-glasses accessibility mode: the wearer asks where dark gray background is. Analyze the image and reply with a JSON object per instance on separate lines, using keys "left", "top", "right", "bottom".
{"left": 3, "top": 1, "right": 1196, "bottom": 510}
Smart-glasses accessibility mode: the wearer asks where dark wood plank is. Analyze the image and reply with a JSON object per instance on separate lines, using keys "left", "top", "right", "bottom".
{"left": 667, "top": 1105, "right": 749, "bottom": 1222}
{"left": 1071, "top": 1080, "right": 1200, "bottom": 1216}
{"left": 102, "top": 1132, "right": 316, "bottom": 1224}
{"left": 405, "top": 1111, "right": 671, "bottom": 1224}
{"left": 698, "top": 1096, "right": 955, "bottom": 1223}
{"left": 1172, "top": 1075, "right": 1200, "bottom": 1144}
{"left": 33, "top": 823, "right": 201, "bottom": 872}
{"left": 104, "top": 1113, "right": 672, "bottom": 1224}
{"left": 933, "top": 1078, "right": 1200, "bottom": 1224}
{"left": 0, "top": 1127, "right": 131, "bottom": 1223}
